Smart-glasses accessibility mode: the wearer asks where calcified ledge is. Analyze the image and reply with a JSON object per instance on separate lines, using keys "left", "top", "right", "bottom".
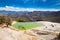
{"left": 0, "top": 21, "right": 60, "bottom": 40}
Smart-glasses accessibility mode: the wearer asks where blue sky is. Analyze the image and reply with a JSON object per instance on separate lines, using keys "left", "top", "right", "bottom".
{"left": 0, "top": 0, "right": 60, "bottom": 11}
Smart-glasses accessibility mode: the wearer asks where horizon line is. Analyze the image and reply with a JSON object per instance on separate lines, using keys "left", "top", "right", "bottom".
{"left": 0, "top": 6, "right": 60, "bottom": 12}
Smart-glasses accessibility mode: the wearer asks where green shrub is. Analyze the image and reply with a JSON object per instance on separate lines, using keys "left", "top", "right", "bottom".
{"left": 17, "top": 20, "right": 26, "bottom": 22}
{"left": 0, "top": 16, "right": 5, "bottom": 24}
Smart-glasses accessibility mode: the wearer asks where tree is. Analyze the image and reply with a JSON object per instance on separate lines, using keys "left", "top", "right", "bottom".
{"left": 0, "top": 16, "right": 5, "bottom": 24}
{"left": 5, "top": 16, "right": 12, "bottom": 27}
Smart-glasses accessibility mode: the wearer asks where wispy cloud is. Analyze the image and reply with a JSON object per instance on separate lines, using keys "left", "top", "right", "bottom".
{"left": 42, "top": 0, "right": 47, "bottom": 2}
{"left": 56, "top": 3, "right": 60, "bottom": 5}
{"left": 23, "top": 0, "right": 30, "bottom": 3}
{"left": 0, "top": 6, "right": 60, "bottom": 11}
{"left": 54, "top": 0, "right": 60, "bottom": 6}
{"left": 22, "top": 0, "right": 36, "bottom": 4}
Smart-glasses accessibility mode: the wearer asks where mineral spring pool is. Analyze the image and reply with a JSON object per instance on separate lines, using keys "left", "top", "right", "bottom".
{"left": 12, "top": 22, "right": 43, "bottom": 30}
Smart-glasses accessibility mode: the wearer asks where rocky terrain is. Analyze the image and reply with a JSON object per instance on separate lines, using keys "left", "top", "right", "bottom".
{"left": 0, "top": 21, "right": 60, "bottom": 40}
{"left": 0, "top": 27, "right": 38, "bottom": 40}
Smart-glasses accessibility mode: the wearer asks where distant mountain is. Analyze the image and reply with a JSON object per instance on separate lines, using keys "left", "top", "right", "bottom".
{"left": 0, "top": 11, "right": 60, "bottom": 23}
{"left": 0, "top": 10, "right": 27, "bottom": 15}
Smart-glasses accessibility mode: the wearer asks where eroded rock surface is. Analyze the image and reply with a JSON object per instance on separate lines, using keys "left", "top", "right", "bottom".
{"left": 0, "top": 27, "right": 38, "bottom": 40}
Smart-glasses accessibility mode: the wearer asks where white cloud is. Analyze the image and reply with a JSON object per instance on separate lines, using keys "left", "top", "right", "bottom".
{"left": 0, "top": 6, "right": 60, "bottom": 12}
